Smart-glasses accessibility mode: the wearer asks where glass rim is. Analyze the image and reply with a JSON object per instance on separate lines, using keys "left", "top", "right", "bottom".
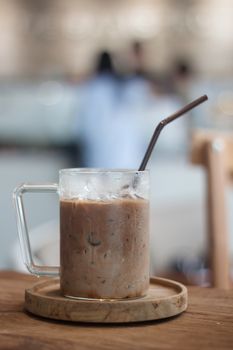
{"left": 59, "top": 168, "right": 149, "bottom": 175}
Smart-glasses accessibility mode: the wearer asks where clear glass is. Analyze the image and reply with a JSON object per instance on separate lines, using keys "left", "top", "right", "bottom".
{"left": 13, "top": 183, "right": 59, "bottom": 276}
{"left": 13, "top": 168, "right": 150, "bottom": 300}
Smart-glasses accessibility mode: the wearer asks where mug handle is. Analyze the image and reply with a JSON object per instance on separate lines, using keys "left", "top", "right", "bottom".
{"left": 13, "top": 183, "right": 59, "bottom": 276}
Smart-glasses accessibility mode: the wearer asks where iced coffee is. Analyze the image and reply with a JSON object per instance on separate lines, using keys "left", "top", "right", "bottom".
{"left": 60, "top": 197, "right": 149, "bottom": 299}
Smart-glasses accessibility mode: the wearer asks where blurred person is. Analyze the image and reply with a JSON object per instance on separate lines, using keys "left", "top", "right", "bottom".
{"left": 171, "top": 59, "right": 194, "bottom": 102}
{"left": 130, "top": 41, "right": 146, "bottom": 78}
{"left": 75, "top": 50, "right": 151, "bottom": 169}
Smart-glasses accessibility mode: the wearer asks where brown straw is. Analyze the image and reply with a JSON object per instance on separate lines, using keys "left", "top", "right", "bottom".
{"left": 138, "top": 94, "right": 208, "bottom": 171}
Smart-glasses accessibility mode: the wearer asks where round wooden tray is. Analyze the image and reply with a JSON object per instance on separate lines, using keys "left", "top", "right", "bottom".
{"left": 25, "top": 277, "right": 187, "bottom": 323}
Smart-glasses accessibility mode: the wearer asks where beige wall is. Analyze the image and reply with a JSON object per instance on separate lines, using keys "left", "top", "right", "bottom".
{"left": 0, "top": 0, "right": 232, "bottom": 78}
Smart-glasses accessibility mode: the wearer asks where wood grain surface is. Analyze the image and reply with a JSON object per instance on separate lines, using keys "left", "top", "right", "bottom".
{"left": 25, "top": 277, "right": 187, "bottom": 323}
{"left": 0, "top": 271, "right": 233, "bottom": 350}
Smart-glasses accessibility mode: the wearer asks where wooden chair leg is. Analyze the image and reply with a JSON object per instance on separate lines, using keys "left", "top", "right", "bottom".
{"left": 206, "top": 138, "right": 230, "bottom": 289}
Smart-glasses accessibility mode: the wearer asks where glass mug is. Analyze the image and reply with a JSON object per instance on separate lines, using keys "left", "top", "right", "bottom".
{"left": 13, "top": 169, "right": 150, "bottom": 300}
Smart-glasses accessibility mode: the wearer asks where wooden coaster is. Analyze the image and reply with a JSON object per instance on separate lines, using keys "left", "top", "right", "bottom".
{"left": 25, "top": 277, "right": 187, "bottom": 323}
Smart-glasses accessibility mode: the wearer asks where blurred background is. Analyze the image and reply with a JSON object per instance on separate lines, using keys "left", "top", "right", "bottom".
{"left": 1, "top": 0, "right": 233, "bottom": 285}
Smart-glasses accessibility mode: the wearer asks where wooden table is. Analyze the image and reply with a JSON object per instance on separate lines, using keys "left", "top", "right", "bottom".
{"left": 1, "top": 271, "right": 233, "bottom": 350}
